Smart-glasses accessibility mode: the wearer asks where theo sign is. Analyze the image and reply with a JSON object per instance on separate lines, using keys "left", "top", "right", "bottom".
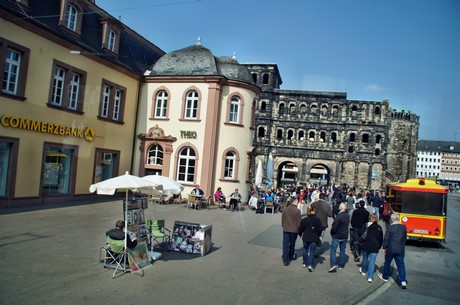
{"left": 180, "top": 130, "right": 197, "bottom": 139}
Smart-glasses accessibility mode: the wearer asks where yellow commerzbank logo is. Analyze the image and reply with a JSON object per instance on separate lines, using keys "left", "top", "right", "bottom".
{"left": 1, "top": 115, "right": 95, "bottom": 142}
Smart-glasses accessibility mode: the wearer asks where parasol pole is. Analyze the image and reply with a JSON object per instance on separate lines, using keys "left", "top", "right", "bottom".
{"left": 125, "top": 189, "right": 128, "bottom": 250}
{"left": 124, "top": 171, "right": 129, "bottom": 251}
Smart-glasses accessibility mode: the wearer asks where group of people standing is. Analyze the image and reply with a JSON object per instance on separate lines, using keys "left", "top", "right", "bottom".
{"left": 281, "top": 192, "right": 408, "bottom": 289}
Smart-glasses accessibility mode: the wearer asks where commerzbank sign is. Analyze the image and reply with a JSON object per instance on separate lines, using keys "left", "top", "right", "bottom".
{"left": 1, "top": 114, "right": 95, "bottom": 142}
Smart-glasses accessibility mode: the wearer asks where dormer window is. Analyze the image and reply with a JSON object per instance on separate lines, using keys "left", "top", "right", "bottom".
{"left": 65, "top": 4, "right": 77, "bottom": 31}
{"left": 101, "top": 18, "right": 122, "bottom": 54}
{"left": 107, "top": 29, "right": 116, "bottom": 52}
{"left": 59, "top": 0, "right": 83, "bottom": 35}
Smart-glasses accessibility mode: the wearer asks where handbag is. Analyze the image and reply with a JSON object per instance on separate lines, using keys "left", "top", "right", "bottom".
{"left": 358, "top": 224, "right": 369, "bottom": 245}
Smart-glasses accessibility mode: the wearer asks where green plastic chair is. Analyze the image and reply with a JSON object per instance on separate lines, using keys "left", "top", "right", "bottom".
{"left": 147, "top": 219, "right": 171, "bottom": 251}
{"left": 103, "top": 236, "right": 129, "bottom": 278}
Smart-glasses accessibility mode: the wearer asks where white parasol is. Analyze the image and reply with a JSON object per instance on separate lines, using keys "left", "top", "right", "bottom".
{"left": 142, "top": 174, "right": 184, "bottom": 196}
{"left": 255, "top": 159, "right": 263, "bottom": 188}
{"left": 89, "top": 171, "right": 159, "bottom": 249}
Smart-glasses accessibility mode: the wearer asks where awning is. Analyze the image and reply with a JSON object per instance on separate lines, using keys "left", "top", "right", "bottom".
{"left": 310, "top": 168, "right": 327, "bottom": 175}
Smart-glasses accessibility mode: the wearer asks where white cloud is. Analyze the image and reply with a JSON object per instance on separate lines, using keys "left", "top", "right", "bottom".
{"left": 365, "top": 84, "right": 385, "bottom": 92}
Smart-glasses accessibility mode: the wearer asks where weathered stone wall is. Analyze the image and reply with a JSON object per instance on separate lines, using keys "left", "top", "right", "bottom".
{"left": 245, "top": 64, "right": 419, "bottom": 190}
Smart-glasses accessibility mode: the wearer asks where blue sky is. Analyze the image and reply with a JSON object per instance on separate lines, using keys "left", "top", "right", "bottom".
{"left": 98, "top": 0, "right": 460, "bottom": 141}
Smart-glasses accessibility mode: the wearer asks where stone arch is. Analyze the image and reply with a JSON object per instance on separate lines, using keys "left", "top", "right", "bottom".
{"left": 308, "top": 163, "right": 330, "bottom": 185}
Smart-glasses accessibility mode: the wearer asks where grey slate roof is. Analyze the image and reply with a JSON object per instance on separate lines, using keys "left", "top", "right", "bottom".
{"left": 417, "top": 140, "right": 460, "bottom": 153}
{"left": 0, "top": 0, "right": 165, "bottom": 76}
{"left": 149, "top": 44, "right": 255, "bottom": 85}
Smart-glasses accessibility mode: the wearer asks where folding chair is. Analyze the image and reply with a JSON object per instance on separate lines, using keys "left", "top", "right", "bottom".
{"left": 187, "top": 194, "right": 197, "bottom": 209}
{"left": 265, "top": 198, "right": 275, "bottom": 214}
{"left": 147, "top": 219, "right": 171, "bottom": 251}
{"left": 100, "top": 236, "right": 144, "bottom": 278}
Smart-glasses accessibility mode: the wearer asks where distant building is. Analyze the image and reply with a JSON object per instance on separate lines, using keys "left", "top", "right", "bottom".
{"left": 417, "top": 140, "right": 460, "bottom": 187}
{"left": 244, "top": 63, "right": 419, "bottom": 191}
{"left": 0, "top": 0, "right": 164, "bottom": 207}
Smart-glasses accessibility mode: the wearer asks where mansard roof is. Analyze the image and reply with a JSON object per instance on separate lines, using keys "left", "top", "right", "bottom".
{"left": 417, "top": 140, "right": 460, "bottom": 153}
{"left": 149, "top": 44, "right": 255, "bottom": 85}
{"left": 0, "top": 0, "right": 165, "bottom": 76}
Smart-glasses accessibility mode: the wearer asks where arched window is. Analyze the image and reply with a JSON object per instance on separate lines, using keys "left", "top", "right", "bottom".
{"left": 279, "top": 103, "right": 285, "bottom": 115}
{"left": 351, "top": 105, "right": 358, "bottom": 117}
{"left": 362, "top": 133, "right": 369, "bottom": 143}
{"left": 154, "top": 90, "right": 168, "bottom": 118}
{"left": 375, "top": 148, "right": 381, "bottom": 156}
{"left": 300, "top": 104, "right": 307, "bottom": 113}
{"left": 147, "top": 144, "right": 163, "bottom": 165}
{"left": 176, "top": 147, "right": 196, "bottom": 183}
{"left": 375, "top": 106, "right": 381, "bottom": 116}
{"left": 320, "top": 132, "right": 326, "bottom": 142}
{"left": 350, "top": 133, "right": 356, "bottom": 142}
{"left": 309, "top": 131, "right": 315, "bottom": 141}
{"left": 224, "top": 151, "right": 236, "bottom": 179}
{"left": 184, "top": 90, "right": 199, "bottom": 118}
{"left": 311, "top": 105, "right": 317, "bottom": 113}
{"left": 332, "top": 105, "right": 339, "bottom": 116}
{"left": 331, "top": 132, "right": 337, "bottom": 143}
{"left": 260, "top": 101, "right": 267, "bottom": 112}
{"left": 376, "top": 134, "right": 382, "bottom": 144}
{"left": 288, "top": 130, "right": 294, "bottom": 140}
{"left": 348, "top": 146, "right": 354, "bottom": 153}
{"left": 252, "top": 73, "right": 258, "bottom": 83}
{"left": 262, "top": 73, "right": 269, "bottom": 84}
{"left": 298, "top": 130, "right": 305, "bottom": 140}
{"left": 229, "top": 96, "right": 240, "bottom": 123}
{"left": 289, "top": 104, "right": 296, "bottom": 114}
{"left": 321, "top": 105, "right": 328, "bottom": 115}
{"left": 277, "top": 129, "right": 283, "bottom": 139}
{"left": 258, "top": 126, "right": 265, "bottom": 137}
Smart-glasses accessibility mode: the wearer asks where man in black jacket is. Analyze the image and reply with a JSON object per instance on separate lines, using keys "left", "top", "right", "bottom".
{"left": 350, "top": 200, "right": 370, "bottom": 262}
{"left": 379, "top": 213, "right": 408, "bottom": 289}
{"left": 329, "top": 203, "right": 350, "bottom": 272}
{"left": 106, "top": 220, "right": 138, "bottom": 249}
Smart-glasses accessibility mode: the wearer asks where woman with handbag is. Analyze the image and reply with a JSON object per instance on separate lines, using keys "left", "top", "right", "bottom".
{"left": 298, "top": 206, "right": 323, "bottom": 271}
{"left": 359, "top": 213, "right": 383, "bottom": 283}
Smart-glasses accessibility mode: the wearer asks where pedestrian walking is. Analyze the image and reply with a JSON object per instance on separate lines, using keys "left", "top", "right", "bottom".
{"left": 379, "top": 213, "right": 408, "bottom": 289}
{"left": 329, "top": 203, "right": 350, "bottom": 272}
{"left": 281, "top": 198, "right": 301, "bottom": 266}
{"left": 358, "top": 214, "right": 383, "bottom": 283}
{"left": 298, "top": 206, "right": 323, "bottom": 271}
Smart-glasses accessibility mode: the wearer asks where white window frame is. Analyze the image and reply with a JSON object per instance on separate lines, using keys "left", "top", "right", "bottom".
{"left": 177, "top": 147, "right": 196, "bottom": 183}
{"left": 155, "top": 91, "right": 168, "bottom": 118}
{"left": 185, "top": 90, "right": 199, "bottom": 118}
{"left": 65, "top": 4, "right": 78, "bottom": 31}
{"left": 229, "top": 96, "right": 239, "bottom": 123}
{"left": 51, "top": 66, "right": 65, "bottom": 106}
{"left": 147, "top": 144, "right": 163, "bottom": 165}
{"left": 107, "top": 29, "right": 116, "bottom": 52}
{"left": 224, "top": 151, "right": 235, "bottom": 179}
{"left": 68, "top": 72, "right": 80, "bottom": 110}
{"left": 101, "top": 85, "right": 110, "bottom": 118}
{"left": 3, "top": 48, "right": 21, "bottom": 95}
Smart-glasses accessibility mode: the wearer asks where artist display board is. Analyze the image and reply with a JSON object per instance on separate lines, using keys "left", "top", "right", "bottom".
{"left": 170, "top": 221, "right": 212, "bottom": 256}
{"left": 128, "top": 241, "right": 150, "bottom": 270}
{"left": 124, "top": 197, "right": 149, "bottom": 244}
